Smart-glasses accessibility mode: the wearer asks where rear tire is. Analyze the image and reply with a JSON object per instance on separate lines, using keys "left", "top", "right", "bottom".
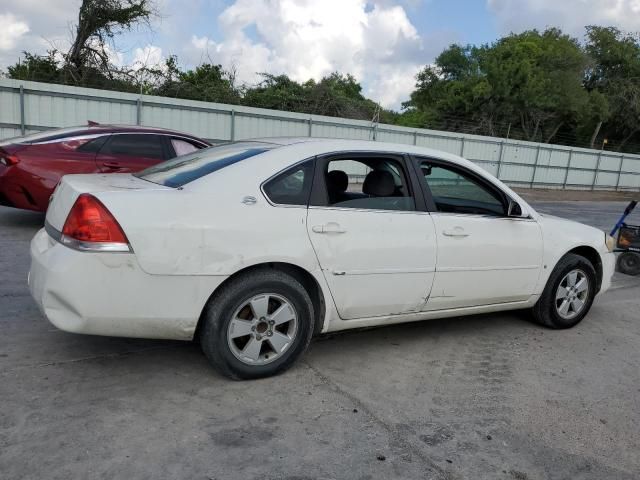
{"left": 617, "top": 252, "right": 640, "bottom": 276}
{"left": 531, "top": 253, "right": 597, "bottom": 329}
{"left": 200, "top": 269, "right": 314, "bottom": 380}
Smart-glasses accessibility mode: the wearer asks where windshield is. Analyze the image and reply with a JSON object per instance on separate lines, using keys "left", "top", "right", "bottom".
{"left": 135, "top": 141, "right": 279, "bottom": 188}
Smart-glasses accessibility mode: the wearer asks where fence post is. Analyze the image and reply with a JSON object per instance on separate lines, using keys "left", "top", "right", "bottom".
{"left": 308, "top": 116, "right": 313, "bottom": 137}
{"left": 19, "top": 85, "right": 25, "bottom": 135}
{"left": 136, "top": 98, "right": 142, "bottom": 125}
{"left": 563, "top": 150, "right": 572, "bottom": 189}
{"left": 530, "top": 145, "right": 541, "bottom": 188}
{"left": 413, "top": 130, "right": 418, "bottom": 146}
{"left": 230, "top": 110, "right": 235, "bottom": 141}
{"left": 496, "top": 141, "right": 505, "bottom": 180}
{"left": 459, "top": 136, "right": 465, "bottom": 156}
{"left": 615, "top": 154, "right": 624, "bottom": 191}
{"left": 592, "top": 151, "right": 602, "bottom": 191}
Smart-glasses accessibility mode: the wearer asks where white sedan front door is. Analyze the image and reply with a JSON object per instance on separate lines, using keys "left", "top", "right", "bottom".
{"left": 415, "top": 159, "right": 544, "bottom": 311}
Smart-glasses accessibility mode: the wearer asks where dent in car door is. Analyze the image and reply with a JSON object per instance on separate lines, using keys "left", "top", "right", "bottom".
{"left": 308, "top": 208, "right": 438, "bottom": 319}
{"left": 306, "top": 153, "right": 437, "bottom": 320}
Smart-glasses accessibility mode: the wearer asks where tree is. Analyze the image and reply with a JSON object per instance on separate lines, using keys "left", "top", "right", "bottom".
{"left": 406, "top": 29, "right": 589, "bottom": 143}
{"left": 65, "top": 0, "right": 153, "bottom": 85}
{"left": 5, "top": 51, "right": 62, "bottom": 84}
{"left": 585, "top": 26, "right": 640, "bottom": 150}
{"left": 152, "top": 57, "right": 241, "bottom": 104}
{"left": 242, "top": 72, "right": 390, "bottom": 121}
{"left": 242, "top": 74, "right": 308, "bottom": 112}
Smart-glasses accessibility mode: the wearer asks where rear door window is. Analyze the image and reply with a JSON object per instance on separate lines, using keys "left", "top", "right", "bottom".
{"left": 101, "top": 134, "right": 166, "bottom": 160}
{"left": 76, "top": 135, "right": 109, "bottom": 153}
{"left": 320, "top": 157, "right": 415, "bottom": 212}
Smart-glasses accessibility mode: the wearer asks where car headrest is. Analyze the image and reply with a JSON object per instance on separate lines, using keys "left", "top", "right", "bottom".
{"left": 327, "top": 170, "right": 348, "bottom": 193}
{"left": 363, "top": 170, "right": 395, "bottom": 197}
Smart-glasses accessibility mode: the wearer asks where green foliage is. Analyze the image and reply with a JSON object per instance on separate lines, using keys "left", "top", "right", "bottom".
{"left": 151, "top": 57, "right": 241, "bottom": 104}
{"left": 403, "top": 25, "right": 640, "bottom": 151}
{"left": 6, "top": 52, "right": 61, "bottom": 84}
{"left": 406, "top": 29, "right": 590, "bottom": 143}
{"left": 584, "top": 26, "right": 640, "bottom": 149}
{"left": 242, "top": 72, "right": 387, "bottom": 120}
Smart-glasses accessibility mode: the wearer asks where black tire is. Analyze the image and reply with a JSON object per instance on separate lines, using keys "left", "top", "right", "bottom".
{"left": 617, "top": 252, "right": 640, "bottom": 276}
{"left": 200, "top": 269, "right": 314, "bottom": 380}
{"left": 531, "top": 253, "right": 597, "bottom": 329}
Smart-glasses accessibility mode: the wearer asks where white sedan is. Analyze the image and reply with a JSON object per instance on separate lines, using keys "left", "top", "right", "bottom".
{"left": 29, "top": 138, "right": 616, "bottom": 379}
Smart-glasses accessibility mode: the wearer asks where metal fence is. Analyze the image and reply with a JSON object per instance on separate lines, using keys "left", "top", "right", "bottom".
{"left": 1, "top": 78, "right": 639, "bottom": 191}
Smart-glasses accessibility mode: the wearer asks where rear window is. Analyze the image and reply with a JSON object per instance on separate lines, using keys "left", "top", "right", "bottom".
{"left": 135, "top": 141, "right": 278, "bottom": 187}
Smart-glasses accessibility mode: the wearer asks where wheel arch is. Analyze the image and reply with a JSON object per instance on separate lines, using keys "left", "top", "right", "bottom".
{"left": 564, "top": 245, "right": 603, "bottom": 293}
{"left": 194, "top": 262, "right": 326, "bottom": 340}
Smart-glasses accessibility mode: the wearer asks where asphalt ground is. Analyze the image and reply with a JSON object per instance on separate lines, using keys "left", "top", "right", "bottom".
{"left": 1, "top": 201, "right": 639, "bottom": 480}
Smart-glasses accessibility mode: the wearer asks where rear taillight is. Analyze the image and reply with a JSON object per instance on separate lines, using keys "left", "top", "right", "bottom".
{"left": 61, "top": 194, "right": 131, "bottom": 252}
{"left": 0, "top": 154, "right": 19, "bottom": 166}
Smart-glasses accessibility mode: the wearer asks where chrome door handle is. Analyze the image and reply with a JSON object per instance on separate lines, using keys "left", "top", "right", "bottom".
{"left": 312, "top": 223, "right": 346, "bottom": 234}
{"left": 442, "top": 227, "right": 469, "bottom": 238}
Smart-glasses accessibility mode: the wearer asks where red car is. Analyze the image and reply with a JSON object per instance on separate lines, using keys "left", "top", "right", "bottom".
{"left": 0, "top": 124, "right": 211, "bottom": 212}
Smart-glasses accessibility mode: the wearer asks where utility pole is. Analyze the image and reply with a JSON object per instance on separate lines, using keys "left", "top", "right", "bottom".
{"left": 370, "top": 104, "right": 380, "bottom": 141}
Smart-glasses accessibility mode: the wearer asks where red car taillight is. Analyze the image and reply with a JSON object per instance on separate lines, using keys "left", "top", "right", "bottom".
{"left": 0, "top": 154, "right": 19, "bottom": 166}
{"left": 61, "top": 194, "right": 131, "bottom": 252}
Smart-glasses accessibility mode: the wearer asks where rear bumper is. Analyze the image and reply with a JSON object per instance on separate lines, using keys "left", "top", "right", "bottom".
{"left": 29, "top": 228, "right": 227, "bottom": 340}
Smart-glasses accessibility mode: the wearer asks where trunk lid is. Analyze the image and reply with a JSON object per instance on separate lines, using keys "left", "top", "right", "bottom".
{"left": 46, "top": 173, "right": 169, "bottom": 230}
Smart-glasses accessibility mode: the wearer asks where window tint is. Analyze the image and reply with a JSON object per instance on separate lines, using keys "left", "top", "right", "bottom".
{"left": 135, "top": 141, "right": 278, "bottom": 188}
{"left": 101, "top": 134, "right": 165, "bottom": 159}
{"left": 324, "top": 157, "right": 415, "bottom": 212}
{"left": 171, "top": 138, "right": 200, "bottom": 157}
{"left": 263, "top": 161, "right": 313, "bottom": 206}
{"left": 420, "top": 162, "right": 505, "bottom": 216}
{"left": 76, "top": 135, "right": 109, "bottom": 153}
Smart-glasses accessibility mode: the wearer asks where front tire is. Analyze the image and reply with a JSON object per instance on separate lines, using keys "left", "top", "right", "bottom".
{"left": 200, "top": 269, "right": 314, "bottom": 380}
{"left": 531, "top": 253, "right": 597, "bottom": 329}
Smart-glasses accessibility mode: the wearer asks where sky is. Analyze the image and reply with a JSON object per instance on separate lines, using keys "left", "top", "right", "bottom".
{"left": 1, "top": 0, "right": 640, "bottom": 110}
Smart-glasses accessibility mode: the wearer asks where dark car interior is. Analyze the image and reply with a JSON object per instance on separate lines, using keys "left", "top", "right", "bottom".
{"left": 325, "top": 158, "right": 415, "bottom": 211}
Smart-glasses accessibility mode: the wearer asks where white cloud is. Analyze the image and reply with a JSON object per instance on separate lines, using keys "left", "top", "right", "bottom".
{"left": 132, "top": 44, "right": 164, "bottom": 69}
{"left": 188, "top": 0, "right": 443, "bottom": 109}
{"left": 0, "top": 0, "right": 450, "bottom": 109}
{"left": 0, "top": 13, "right": 30, "bottom": 51}
{"left": 0, "top": 1, "right": 79, "bottom": 69}
{"left": 488, "top": 0, "right": 640, "bottom": 36}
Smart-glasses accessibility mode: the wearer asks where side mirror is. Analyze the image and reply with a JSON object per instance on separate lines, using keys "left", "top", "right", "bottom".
{"left": 507, "top": 200, "right": 524, "bottom": 218}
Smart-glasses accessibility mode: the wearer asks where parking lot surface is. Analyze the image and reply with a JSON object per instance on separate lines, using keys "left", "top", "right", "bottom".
{"left": 1, "top": 201, "right": 639, "bottom": 480}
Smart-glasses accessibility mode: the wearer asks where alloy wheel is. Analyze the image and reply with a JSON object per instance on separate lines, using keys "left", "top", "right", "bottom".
{"left": 555, "top": 269, "right": 590, "bottom": 320}
{"left": 227, "top": 293, "right": 298, "bottom": 365}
